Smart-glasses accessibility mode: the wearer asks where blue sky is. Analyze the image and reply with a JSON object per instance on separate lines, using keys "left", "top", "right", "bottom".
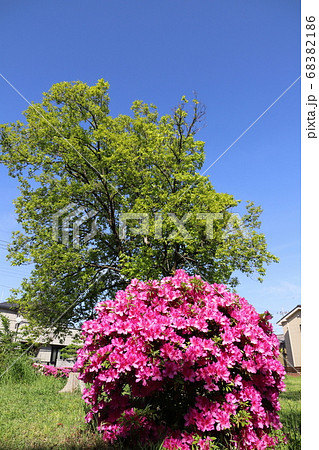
{"left": 0, "top": 0, "right": 300, "bottom": 332}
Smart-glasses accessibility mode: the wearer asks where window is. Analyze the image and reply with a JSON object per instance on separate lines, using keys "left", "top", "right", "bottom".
{"left": 50, "top": 345, "right": 60, "bottom": 366}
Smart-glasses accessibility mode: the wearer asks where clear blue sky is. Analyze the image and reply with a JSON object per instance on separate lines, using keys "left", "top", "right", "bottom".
{"left": 0, "top": 0, "right": 300, "bottom": 333}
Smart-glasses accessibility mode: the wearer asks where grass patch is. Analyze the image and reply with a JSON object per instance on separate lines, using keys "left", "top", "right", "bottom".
{"left": 0, "top": 373, "right": 301, "bottom": 449}
{"left": 0, "top": 374, "right": 108, "bottom": 449}
{"left": 277, "top": 375, "right": 301, "bottom": 450}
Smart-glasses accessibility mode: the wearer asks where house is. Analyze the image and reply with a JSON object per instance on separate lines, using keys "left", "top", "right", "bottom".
{"left": 277, "top": 305, "right": 301, "bottom": 374}
{"left": 0, "top": 301, "right": 78, "bottom": 367}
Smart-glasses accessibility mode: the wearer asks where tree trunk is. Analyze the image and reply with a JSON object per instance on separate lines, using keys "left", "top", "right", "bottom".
{"left": 59, "top": 372, "right": 85, "bottom": 393}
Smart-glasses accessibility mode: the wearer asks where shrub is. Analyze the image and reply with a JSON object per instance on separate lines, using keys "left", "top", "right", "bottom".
{"left": 76, "top": 270, "right": 286, "bottom": 449}
{"left": 32, "top": 363, "right": 74, "bottom": 378}
{"left": 0, "top": 352, "right": 38, "bottom": 384}
{"left": 0, "top": 314, "right": 37, "bottom": 384}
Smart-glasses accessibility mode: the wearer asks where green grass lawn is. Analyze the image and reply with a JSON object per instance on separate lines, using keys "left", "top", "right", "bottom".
{"left": 0, "top": 374, "right": 301, "bottom": 449}
{"left": 0, "top": 375, "right": 108, "bottom": 449}
{"left": 277, "top": 376, "right": 301, "bottom": 450}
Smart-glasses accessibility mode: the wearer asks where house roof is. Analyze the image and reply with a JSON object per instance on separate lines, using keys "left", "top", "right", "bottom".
{"left": 276, "top": 304, "right": 301, "bottom": 325}
{"left": 0, "top": 301, "right": 19, "bottom": 312}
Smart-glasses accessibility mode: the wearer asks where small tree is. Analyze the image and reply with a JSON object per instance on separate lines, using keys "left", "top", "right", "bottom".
{"left": 60, "top": 338, "right": 83, "bottom": 361}
{"left": 0, "top": 314, "right": 17, "bottom": 353}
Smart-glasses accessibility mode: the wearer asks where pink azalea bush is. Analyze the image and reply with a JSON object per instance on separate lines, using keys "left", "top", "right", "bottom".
{"left": 76, "top": 270, "right": 285, "bottom": 449}
{"left": 33, "top": 363, "right": 74, "bottom": 378}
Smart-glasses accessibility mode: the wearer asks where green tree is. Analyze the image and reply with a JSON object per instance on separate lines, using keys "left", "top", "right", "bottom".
{"left": 0, "top": 314, "right": 17, "bottom": 353}
{"left": 0, "top": 79, "right": 278, "bottom": 335}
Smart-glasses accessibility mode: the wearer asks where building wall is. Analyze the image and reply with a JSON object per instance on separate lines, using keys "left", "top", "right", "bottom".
{"left": 281, "top": 309, "right": 301, "bottom": 369}
{"left": 37, "top": 346, "right": 52, "bottom": 364}
{"left": 0, "top": 306, "right": 78, "bottom": 366}
{"left": 56, "top": 354, "right": 75, "bottom": 367}
{"left": 283, "top": 328, "right": 294, "bottom": 367}
{"left": 0, "top": 310, "right": 25, "bottom": 333}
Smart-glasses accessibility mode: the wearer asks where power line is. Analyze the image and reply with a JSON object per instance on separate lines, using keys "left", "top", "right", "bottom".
{"left": 0, "top": 270, "right": 29, "bottom": 279}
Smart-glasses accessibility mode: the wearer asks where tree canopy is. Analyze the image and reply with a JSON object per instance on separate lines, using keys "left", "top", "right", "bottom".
{"left": 0, "top": 79, "right": 278, "bottom": 334}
